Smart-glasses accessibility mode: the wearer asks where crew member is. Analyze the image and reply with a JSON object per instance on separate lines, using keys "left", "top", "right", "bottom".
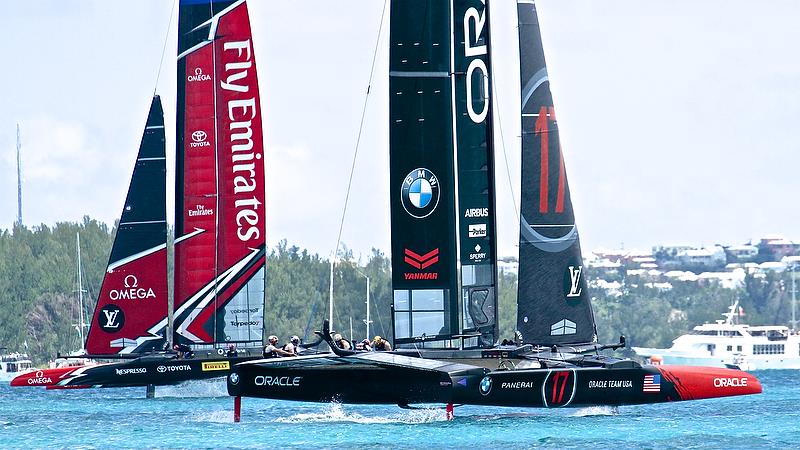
{"left": 226, "top": 343, "right": 238, "bottom": 357}
{"left": 173, "top": 343, "right": 194, "bottom": 359}
{"left": 282, "top": 336, "right": 301, "bottom": 356}
{"left": 333, "top": 333, "right": 352, "bottom": 351}
{"left": 372, "top": 336, "right": 391, "bottom": 351}
{"left": 355, "top": 339, "right": 372, "bottom": 351}
{"left": 263, "top": 335, "right": 295, "bottom": 358}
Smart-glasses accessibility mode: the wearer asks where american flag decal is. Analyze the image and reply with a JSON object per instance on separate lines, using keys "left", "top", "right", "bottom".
{"left": 643, "top": 374, "right": 661, "bottom": 393}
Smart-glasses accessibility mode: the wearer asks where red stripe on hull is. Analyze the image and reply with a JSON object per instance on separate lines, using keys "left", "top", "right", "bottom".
{"left": 10, "top": 366, "right": 86, "bottom": 387}
{"left": 658, "top": 366, "right": 762, "bottom": 400}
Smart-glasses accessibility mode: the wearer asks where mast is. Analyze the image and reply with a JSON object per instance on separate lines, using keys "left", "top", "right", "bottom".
{"left": 76, "top": 232, "right": 87, "bottom": 346}
{"left": 329, "top": 258, "right": 334, "bottom": 331}
{"left": 365, "top": 275, "right": 371, "bottom": 340}
{"left": 16, "top": 124, "right": 22, "bottom": 226}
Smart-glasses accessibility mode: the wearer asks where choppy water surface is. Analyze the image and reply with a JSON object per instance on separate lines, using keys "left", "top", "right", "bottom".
{"left": 1, "top": 370, "right": 797, "bottom": 449}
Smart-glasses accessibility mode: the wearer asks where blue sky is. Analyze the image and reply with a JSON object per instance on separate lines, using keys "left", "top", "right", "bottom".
{"left": 1, "top": 0, "right": 798, "bottom": 259}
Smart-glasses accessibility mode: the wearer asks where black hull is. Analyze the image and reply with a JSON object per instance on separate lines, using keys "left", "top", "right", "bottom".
{"left": 226, "top": 353, "right": 761, "bottom": 408}
{"left": 13, "top": 354, "right": 261, "bottom": 389}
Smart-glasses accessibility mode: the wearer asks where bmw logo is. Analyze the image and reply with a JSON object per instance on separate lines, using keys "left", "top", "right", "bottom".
{"left": 479, "top": 376, "right": 492, "bottom": 396}
{"left": 229, "top": 373, "right": 240, "bottom": 385}
{"left": 401, "top": 168, "right": 440, "bottom": 218}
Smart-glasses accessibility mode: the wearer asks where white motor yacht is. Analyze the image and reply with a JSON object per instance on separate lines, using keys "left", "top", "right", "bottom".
{"left": 0, "top": 351, "right": 35, "bottom": 382}
{"left": 633, "top": 303, "right": 800, "bottom": 370}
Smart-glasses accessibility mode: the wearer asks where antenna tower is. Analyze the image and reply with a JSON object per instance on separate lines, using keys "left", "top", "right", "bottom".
{"left": 16, "top": 124, "right": 22, "bottom": 226}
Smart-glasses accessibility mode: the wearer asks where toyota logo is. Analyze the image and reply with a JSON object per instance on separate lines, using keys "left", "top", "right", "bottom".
{"left": 192, "top": 130, "right": 207, "bottom": 143}
{"left": 157, "top": 366, "right": 167, "bottom": 373}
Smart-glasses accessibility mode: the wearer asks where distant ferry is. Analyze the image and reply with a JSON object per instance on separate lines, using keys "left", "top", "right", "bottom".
{"left": 633, "top": 303, "right": 800, "bottom": 370}
{"left": 1, "top": 351, "right": 35, "bottom": 382}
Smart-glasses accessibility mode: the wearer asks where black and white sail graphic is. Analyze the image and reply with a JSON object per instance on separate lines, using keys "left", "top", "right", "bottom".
{"left": 516, "top": 0, "right": 596, "bottom": 346}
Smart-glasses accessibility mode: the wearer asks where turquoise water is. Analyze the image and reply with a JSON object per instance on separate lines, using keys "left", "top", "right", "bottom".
{"left": 1, "top": 370, "right": 797, "bottom": 449}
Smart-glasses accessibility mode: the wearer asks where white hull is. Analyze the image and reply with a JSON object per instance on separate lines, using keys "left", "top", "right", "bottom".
{"left": 0, "top": 367, "right": 35, "bottom": 383}
{"left": 633, "top": 347, "right": 800, "bottom": 370}
{"left": 632, "top": 304, "right": 800, "bottom": 372}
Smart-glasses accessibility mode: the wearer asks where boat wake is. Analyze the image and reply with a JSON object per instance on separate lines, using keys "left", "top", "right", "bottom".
{"left": 571, "top": 406, "right": 619, "bottom": 417}
{"left": 193, "top": 410, "right": 236, "bottom": 423}
{"left": 155, "top": 378, "right": 227, "bottom": 398}
{"left": 276, "top": 403, "right": 446, "bottom": 424}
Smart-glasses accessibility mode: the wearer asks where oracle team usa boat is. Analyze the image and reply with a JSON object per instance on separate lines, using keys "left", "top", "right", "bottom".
{"left": 227, "top": 0, "right": 761, "bottom": 412}
{"left": 12, "top": 0, "right": 266, "bottom": 391}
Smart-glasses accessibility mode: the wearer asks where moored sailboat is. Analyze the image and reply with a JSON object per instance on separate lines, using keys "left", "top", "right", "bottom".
{"left": 11, "top": 0, "right": 266, "bottom": 391}
{"left": 226, "top": 0, "right": 761, "bottom": 411}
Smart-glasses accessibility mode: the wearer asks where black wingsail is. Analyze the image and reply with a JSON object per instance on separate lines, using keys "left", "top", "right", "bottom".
{"left": 516, "top": 0, "right": 596, "bottom": 346}
{"left": 389, "top": 0, "right": 459, "bottom": 348}
{"left": 453, "top": 0, "right": 498, "bottom": 347}
{"left": 389, "top": 0, "right": 498, "bottom": 349}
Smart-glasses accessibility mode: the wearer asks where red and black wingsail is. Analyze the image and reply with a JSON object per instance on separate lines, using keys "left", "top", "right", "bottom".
{"left": 174, "top": 0, "right": 266, "bottom": 347}
{"left": 85, "top": 96, "right": 169, "bottom": 355}
{"left": 515, "top": 0, "right": 596, "bottom": 346}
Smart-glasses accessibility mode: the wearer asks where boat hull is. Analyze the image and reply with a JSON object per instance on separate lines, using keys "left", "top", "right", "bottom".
{"left": 226, "top": 355, "right": 761, "bottom": 407}
{"left": 11, "top": 355, "right": 260, "bottom": 388}
{"left": 633, "top": 347, "right": 800, "bottom": 370}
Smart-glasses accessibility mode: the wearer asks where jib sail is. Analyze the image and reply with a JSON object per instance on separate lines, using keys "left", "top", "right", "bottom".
{"left": 515, "top": 0, "right": 596, "bottom": 346}
{"left": 174, "top": 0, "right": 266, "bottom": 348}
{"left": 85, "top": 96, "right": 168, "bottom": 355}
{"left": 389, "top": 0, "right": 498, "bottom": 349}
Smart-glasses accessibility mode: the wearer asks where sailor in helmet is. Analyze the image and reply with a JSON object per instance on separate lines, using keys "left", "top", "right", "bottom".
{"left": 263, "top": 335, "right": 295, "bottom": 358}
{"left": 355, "top": 339, "right": 372, "bottom": 351}
{"left": 333, "top": 333, "right": 352, "bottom": 351}
{"left": 372, "top": 335, "right": 391, "bottom": 351}
{"left": 282, "top": 335, "right": 301, "bottom": 356}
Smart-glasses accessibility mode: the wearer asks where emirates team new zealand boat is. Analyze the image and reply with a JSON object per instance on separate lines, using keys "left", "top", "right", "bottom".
{"left": 226, "top": 0, "right": 761, "bottom": 411}
{"left": 12, "top": 0, "right": 266, "bottom": 391}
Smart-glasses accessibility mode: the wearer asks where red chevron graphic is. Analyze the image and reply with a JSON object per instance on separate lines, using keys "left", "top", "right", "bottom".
{"left": 404, "top": 248, "right": 439, "bottom": 269}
